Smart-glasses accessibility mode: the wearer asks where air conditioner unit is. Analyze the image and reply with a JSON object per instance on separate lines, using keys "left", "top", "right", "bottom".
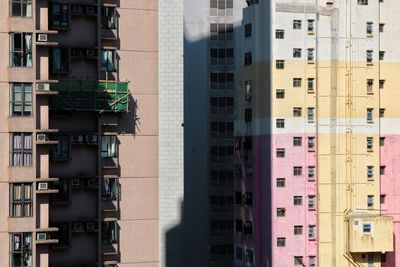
{"left": 37, "top": 33, "right": 48, "bottom": 42}
{"left": 86, "top": 49, "right": 95, "bottom": 57}
{"left": 37, "top": 133, "right": 47, "bottom": 142}
{"left": 37, "top": 83, "right": 50, "bottom": 91}
{"left": 73, "top": 222, "right": 83, "bottom": 231}
{"left": 38, "top": 182, "right": 48, "bottom": 190}
{"left": 85, "top": 6, "right": 97, "bottom": 15}
{"left": 72, "top": 135, "right": 84, "bottom": 144}
{"left": 36, "top": 233, "right": 47, "bottom": 240}
{"left": 71, "top": 48, "right": 83, "bottom": 57}
{"left": 87, "top": 179, "right": 97, "bottom": 187}
{"left": 72, "top": 5, "right": 83, "bottom": 13}
{"left": 86, "top": 222, "right": 96, "bottom": 230}
{"left": 86, "top": 134, "right": 98, "bottom": 144}
{"left": 71, "top": 179, "right": 80, "bottom": 186}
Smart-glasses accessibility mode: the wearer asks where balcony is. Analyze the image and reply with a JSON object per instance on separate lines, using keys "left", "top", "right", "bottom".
{"left": 49, "top": 80, "right": 130, "bottom": 112}
{"left": 347, "top": 213, "right": 393, "bottom": 253}
{"left": 36, "top": 132, "right": 59, "bottom": 145}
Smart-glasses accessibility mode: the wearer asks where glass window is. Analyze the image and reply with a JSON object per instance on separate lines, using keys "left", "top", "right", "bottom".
{"left": 245, "top": 249, "right": 254, "bottom": 266}
{"left": 11, "top": 133, "right": 32, "bottom": 166}
{"left": 50, "top": 3, "right": 69, "bottom": 29}
{"left": 10, "top": 83, "right": 32, "bottom": 116}
{"left": 101, "top": 7, "right": 117, "bottom": 29}
{"left": 309, "top": 225, "right": 316, "bottom": 239}
{"left": 293, "top": 196, "right": 303, "bottom": 205}
{"left": 102, "top": 177, "right": 120, "bottom": 200}
{"left": 11, "top": 0, "right": 32, "bottom": 17}
{"left": 10, "top": 183, "right": 32, "bottom": 217}
{"left": 276, "top": 119, "right": 285, "bottom": 128}
{"left": 10, "top": 232, "right": 32, "bottom": 267}
{"left": 51, "top": 47, "right": 69, "bottom": 73}
{"left": 244, "top": 52, "right": 252, "bottom": 66}
{"left": 10, "top": 32, "right": 32, "bottom": 67}
{"left": 294, "top": 225, "right": 303, "bottom": 235}
{"left": 102, "top": 221, "right": 118, "bottom": 244}
{"left": 245, "top": 23, "right": 252, "bottom": 38}
{"left": 101, "top": 50, "right": 116, "bottom": 72}
{"left": 51, "top": 135, "right": 69, "bottom": 160}
{"left": 308, "top": 195, "right": 315, "bottom": 209}
{"left": 276, "top": 60, "right": 285, "bottom": 69}
{"left": 277, "top": 237, "right": 286, "bottom": 247}
{"left": 276, "top": 178, "right": 285, "bottom": 187}
{"left": 293, "top": 20, "right": 301, "bottom": 29}
{"left": 275, "top": 29, "right": 284, "bottom": 39}
{"left": 101, "top": 135, "right": 118, "bottom": 157}
{"left": 293, "top": 78, "right": 302, "bottom": 87}
{"left": 308, "top": 20, "right": 315, "bottom": 32}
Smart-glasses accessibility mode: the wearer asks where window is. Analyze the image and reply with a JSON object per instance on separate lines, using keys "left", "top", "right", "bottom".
{"left": 307, "top": 48, "right": 314, "bottom": 61}
{"left": 379, "top": 80, "right": 385, "bottom": 89}
{"left": 236, "top": 246, "right": 243, "bottom": 263}
{"left": 102, "top": 221, "right": 118, "bottom": 244}
{"left": 210, "top": 122, "right": 233, "bottom": 139}
{"left": 294, "top": 196, "right": 303, "bottom": 205}
{"left": 308, "top": 195, "right": 315, "bottom": 209}
{"left": 276, "top": 119, "right": 285, "bottom": 128}
{"left": 366, "top": 50, "right": 373, "bottom": 63}
{"left": 277, "top": 178, "right": 285, "bottom": 187}
{"left": 367, "top": 137, "right": 374, "bottom": 151}
{"left": 245, "top": 23, "right": 252, "bottom": 38}
{"left": 380, "top": 195, "right": 386, "bottom": 204}
{"left": 102, "top": 177, "right": 120, "bottom": 200}
{"left": 276, "top": 60, "right": 285, "bottom": 69}
{"left": 309, "top": 256, "right": 316, "bottom": 267}
{"left": 101, "top": 135, "right": 118, "bottom": 158}
{"left": 277, "top": 237, "right": 286, "bottom": 247}
{"left": 294, "top": 225, "right": 303, "bottom": 235}
{"left": 276, "top": 89, "right": 285, "bottom": 99}
{"left": 293, "top": 20, "right": 301, "bottom": 29}
{"left": 10, "top": 83, "right": 32, "bottom": 116}
{"left": 367, "top": 108, "right": 373, "bottom": 122}
{"left": 50, "top": 3, "right": 69, "bottom": 29}
{"left": 379, "top": 51, "right": 385, "bottom": 60}
{"left": 307, "top": 78, "right": 314, "bottom": 92}
{"left": 308, "top": 20, "right": 315, "bottom": 32}
{"left": 293, "top": 107, "right": 302, "bottom": 117}
{"left": 367, "top": 166, "right": 374, "bottom": 180}
{"left": 210, "top": 23, "right": 233, "bottom": 41}
{"left": 210, "top": 146, "right": 234, "bottom": 163}
{"left": 51, "top": 135, "right": 69, "bottom": 160}
{"left": 245, "top": 249, "right": 254, "bottom": 266}
{"left": 210, "top": 0, "right": 233, "bottom": 16}
{"left": 51, "top": 47, "right": 68, "bottom": 73}
{"left": 366, "top": 22, "right": 373, "bottom": 34}
{"left": 10, "top": 183, "right": 32, "bottom": 217}
{"left": 277, "top": 208, "right": 286, "bottom": 217}
{"left": 308, "top": 137, "right": 315, "bottom": 151}
{"left": 243, "top": 221, "right": 253, "bottom": 234}
{"left": 379, "top": 109, "right": 385, "bottom": 118}
{"left": 10, "top": 233, "right": 32, "bottom": 267}
{"left": 363, "top": 223, "right": 372, "bottom": 233}
{"left": 10, "top": 32, "right": 32, "bottom": 67}
{"left": 358, "top": 0, "right": 368, "bottom": 5}
{"left": 367, "top": 79, "right": 374, "bottom": 93}
{"left": 293, "top": 137, "right": 302, "bottom": 146}
{"left": 11, "top": 133, "right": 32, "bottom": 166}
{"left": 101, "top": 49, "right": 116, "bottom": 72}
{"left": 367, "top": 195, "right": 374, "bottom": 208}
{"left": 11, "top": 0, "right": 32, "bottom": 17}
{"left": 309, "top": 225, "right": 316, "bottom": 239}
{"left": 210, "top": 48, "right": 234, "bottom": 66}
{"left": 293, "top": 48, "right": 302, "bottom": 58}
{"left": 276, "top": 148, "right": 285, "bottom": 158}
{"left": 380, "top": 137, "right": 385, "bottom": 147}
{"left": 245, "top": 108, "right": 252, "bottom": 122}
{"left": 293, "top": 78, "right": 302, "bottom": 87}
{"left": 244, "top": 52, "right": 252, "bottom": 66}
{"left": 294, "top": 166, "right": 302, "bottom": 176}
{"left": 368, "top": 254, "right": 374, "bottom": 267}
{"left": 235, "top": 219, "right": 242, "bottom": 232}
{"left": 210, "top": 72, "right": 234, "bottom": 90}
{"left": 308, "top": 166, "right": 315, "bottom": 180}
{"left": 380, "top": 166, "right": 386, "bottom": 175}
{"left": 379, "top": 23, "right": 385, "bottom": 33}
{"left": 307, "top": 108, "right": 315, "bottom": 122}
{"left": 244, "top": 80, "right": 252, "bottom": 100}
{"left": 295, "top": 256, "right": 304, "bottom": 265}
{"left": 101, "top": 7, "right": 117, "bottom": 29}
{"left": 275, "top": 29, "right": 284, "bottom": 39}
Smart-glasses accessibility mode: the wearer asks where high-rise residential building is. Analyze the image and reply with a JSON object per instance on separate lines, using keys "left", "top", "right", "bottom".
{"left": 235, "top": 0, "right": 397, "bottom": 266}
{"left": 0, "top": 1, "right": 163, "bottom": 266}
{"left": 184, "top": 0, "right": 246, "bottom": 266}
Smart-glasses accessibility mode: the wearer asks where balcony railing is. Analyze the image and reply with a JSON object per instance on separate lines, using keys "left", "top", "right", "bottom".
{"left": 49, "top": 80, "right": 130, "bottom": 112}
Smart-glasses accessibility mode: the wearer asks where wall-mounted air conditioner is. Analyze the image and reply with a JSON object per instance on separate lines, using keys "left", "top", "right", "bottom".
{"left": 71, "top": 5, "right": 83, "bottom": 14}
{"left": 37, "top": 83, "right": 50, "bottom": 91}
{"left": 86, "top": 49, "right": 96, "bottom": 57}
{"left": 71, "top": 179, "right": 80, "bottom": 187}
{"left": 37, "top": 33, "right": 48, "bottom": 42}
{"left": 73, "top": 222, "right": 83, "bottom": 231}
{"left": 72, "top": 135, "right": 84, "bottom": 144}
{"left": 71, "top": 48, "right": 83, "bottom": 57}
{"left": 85, "top": 6, "right": 97, "bottom": 15}
{"left": 37, "top": 133, "right": 47, "bottom": 142}
{"left": 38, "top": 182, "right": 48, "bottom": 190}
{"left": 86, "top": 134, "right": 98, "bottom": 144}
{"left": 87, "top": 179, "right": 97, "bottom": 187}
{"left": 86, "top": 222, "right": 96, "bottom": 230}
{"left": 36, "top": 233, "right": 47, "bottom": 240}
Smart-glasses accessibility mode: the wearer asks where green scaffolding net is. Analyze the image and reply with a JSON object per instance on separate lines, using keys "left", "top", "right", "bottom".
{"left": 49, "top": 80, "right": 129, "bottom": 112}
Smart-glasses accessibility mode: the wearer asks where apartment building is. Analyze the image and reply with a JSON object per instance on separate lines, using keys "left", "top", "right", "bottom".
{"left": 0, "top": 1, "right": 159, "bottom": 267}
{"left": 235, "top": 0, "right": 398, "bottom": 267}
{"left": 184, "top": 0, "right": 246, "bottom": 266}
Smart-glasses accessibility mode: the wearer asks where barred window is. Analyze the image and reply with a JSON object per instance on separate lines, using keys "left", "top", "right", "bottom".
{"left": 11, "top": 133, "right": 32, "bottom": 166}
{"left": 101, "top": 135, "right": 118, "bottom": 158}
{"left": 10, "top": 83, "right": 32, "bottom": 116}
{"left": 10, "top": 232, "right": 32, "bottom": 267}
{"left": 10, "top": 32, "right": 32, "bottom": 67}
{"left": 10, "top": 183, "right": 32, "bottom": 217}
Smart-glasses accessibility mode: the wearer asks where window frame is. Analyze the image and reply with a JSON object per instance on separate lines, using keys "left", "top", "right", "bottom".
{"left": 10, "top": 133, "right": 32, "bottom": 167}
{"left": 10, "top": 83, "right": 32, "bottom": 117}
{"left": 101, "top": 49, "right": 116, "bottom": 72}
{"left": 10, "top": 32, "right": 33, "bottom": 67}
{"left": 10, "top": 0, "right": 32, "bottom": 17}
{"left": 10, "top": 232, "right": 33, "bottom": 267}
{"left": 10, "top": 183, "right": 33, "bottom": 217}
